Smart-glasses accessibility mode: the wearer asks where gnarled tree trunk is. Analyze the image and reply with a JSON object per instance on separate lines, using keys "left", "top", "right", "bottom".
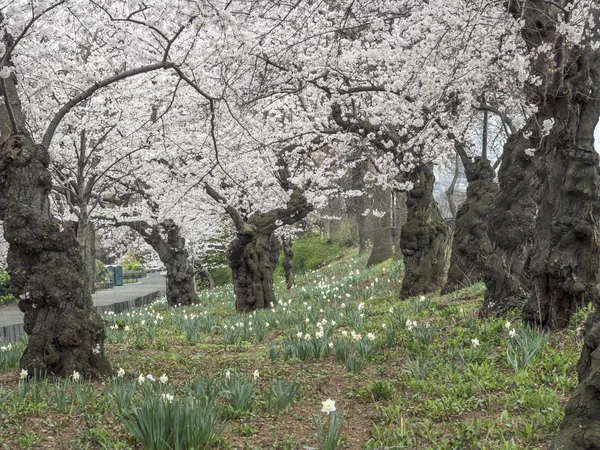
{"left": 442, "top": 157, "right": 498, "bottom": 294}
{"left": 116, "top": 219, "right": 198, "bottom": 307}
{"left": 0, "top": 60, "right": 111, "bottom": 378}
{"left": 282, "top": 235, "right": 295, "bottom": 289}
{"left": 229, "top": 231, "right": 281, "bottom": 311}
{"left": 205, "top": 161, "right": 312, "bottom": 312}
{"left": 480, "top": 128, "right": 538, "bottom": 316}
{"left": 367, "top": 186, "right": 393, "bottom": 267}
{"left": 0, "top": 133, "right": 111, "bottom": 378}
{"left": 400, "top": 164, "right": 450, "bottom": 297}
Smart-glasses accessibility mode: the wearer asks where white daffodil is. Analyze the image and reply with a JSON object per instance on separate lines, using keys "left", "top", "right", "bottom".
{"left": 117, "top": 368, "right": 125, "bottom": 377}
{"left": 72, "top": 371, "right": 81, "bottom": 382}
{"left": 20, "top": 369, "right": 28, "bottom": 379}
{"left": 321, "top": 398, "right": 336, "bottom": 414}
{"left": 471, "top": 338, "right": 480, "bottom": 347}
{"left": 253, "top": 370, "right": 259, "bottom": 380}
{"left": 160, "top": 374, "right": 168, "bottom": 384}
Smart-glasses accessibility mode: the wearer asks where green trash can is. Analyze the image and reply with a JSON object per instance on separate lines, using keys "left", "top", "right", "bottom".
{"left": 107, "top": 265, "right": 123, "bottom": 286}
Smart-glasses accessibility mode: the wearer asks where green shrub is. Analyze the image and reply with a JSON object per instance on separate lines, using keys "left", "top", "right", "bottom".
{"left": 292, "top": 235, "right": 342, "bottom": 273}
{"left": 122, "top": 251, "right": 145, "bottom": 273}
{"left": 95, "top": 260, "right": 110, "bottom": 282}
{"left": 211, "top": 266, "right": 232, "bottom": 287}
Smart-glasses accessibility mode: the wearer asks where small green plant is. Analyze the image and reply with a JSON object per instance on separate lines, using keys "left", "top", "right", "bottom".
{"left": 0, "top": 341, "right": 23, "bottom": 371}
{"left": 190, "top": 378, "right": 220, "bottom": 409}
{"left": 345, "top": 354, "right": 364, "bottom": 374}
{"left": 119, "top": 392, "right": 224, "bottom": 450}
{"left": 333, "top": 339, "right": 350, "bottom": 364}
{"left": 411, "top": 325, "right": 436, "bottom": 348}
{"left": 106, "top": 378, "right": 137, "bottom": 414}
{"left": 362, "top": 380, "right": 396, "bottom": 401}
{"left": 267, "top": 379, "right": 301, "bottom": 414}
{"left": 404, "top": 355, "right": 430, "bottom": 380}
{"left": 238, "top": 423, "right": 259, "bottom": 436}
{"left": 309, "top": 400, "right": 343, "bottom": 450}
{"left": 268, "top": 342, "right": 278, "bottom": 361}
{"left": 17, "top": 431, "right": 41, "bottom": 448}
{"left": 506, "top": 326, "right": 549, "bottom": 372}
{"left": 220, "top": 372, "right": 256, "bottom": 413}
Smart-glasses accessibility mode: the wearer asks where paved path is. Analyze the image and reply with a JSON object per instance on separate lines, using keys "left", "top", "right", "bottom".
{"left": 0, "top": 273, "right": 166, "bottom": 328}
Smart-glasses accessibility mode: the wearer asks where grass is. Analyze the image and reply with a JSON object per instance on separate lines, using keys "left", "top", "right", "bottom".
{"left": 0, "top": 252, "right": 583, "bottom": 449}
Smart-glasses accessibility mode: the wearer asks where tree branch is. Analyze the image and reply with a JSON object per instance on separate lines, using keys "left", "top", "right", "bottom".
{"left": 42, "top": 61, "right": 174, "bottom": 150}
{"left": 204, "top": 183, "right": 245, "bottom": 231}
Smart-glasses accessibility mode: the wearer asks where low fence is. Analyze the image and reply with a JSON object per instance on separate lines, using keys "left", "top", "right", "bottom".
{"left": 0, "top": 288, "right": 166, "bottom": 343}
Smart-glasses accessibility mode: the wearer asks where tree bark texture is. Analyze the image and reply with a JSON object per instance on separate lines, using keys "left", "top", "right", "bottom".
{"left": 486, "top": 2, "right": 600, "bottom": 446}
{"left": 442, "top": 157, "right": 498, "bottom": 294}
{"left": 400, "top": 164, "right": 450, "bottom": 297}
{"left": 0, "top": 63, "right": 111, "bottom": 378}
{"left": 367, "top": 185, "right": 393, "bottom": 267}
{"left": 205, "top": 168, "right": 312, "bottom": 312}
{"left": 122, "top": 219, "right": 199, "bottom": 307}
{"left": 229, "top": 231, "right": 281, "bottom": 312}
{"left": 0, "top": 133, "right": 111, "bottom": 378}
{"left": 480, "top": 129, "right": 538, "bottom": 316}
{"left": 282, "top": 235, "right": 295, "bottom": 289}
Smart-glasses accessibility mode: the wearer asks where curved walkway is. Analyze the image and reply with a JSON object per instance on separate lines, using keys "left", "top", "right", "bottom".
{"left": 0, "top": 273, "right": 166, "bottom": 341}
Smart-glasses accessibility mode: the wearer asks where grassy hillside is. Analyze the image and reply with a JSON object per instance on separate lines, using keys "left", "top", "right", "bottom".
{"left": 0, "top": 253, "right": 583, "bottom": 449}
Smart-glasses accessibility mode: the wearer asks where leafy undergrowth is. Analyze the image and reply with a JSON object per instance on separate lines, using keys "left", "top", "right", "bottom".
{"left": 0, "top": 253, "right": 584, "bottom": 449}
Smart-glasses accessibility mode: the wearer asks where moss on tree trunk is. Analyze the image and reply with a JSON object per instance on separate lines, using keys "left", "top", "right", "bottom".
{"left": 442, "top": 157, "right": 498, "bottom": 294}
{"left": 400, "top": 164, "right": 450, "bottom": 297}
{"left": 229, "top": 231, "right": 281, "bottom": 312}
{"left": 480, "top": 129, "right": 538, "bottom": 317}
{"left": 0, "top": 134, "right": 111, "bottom": 378}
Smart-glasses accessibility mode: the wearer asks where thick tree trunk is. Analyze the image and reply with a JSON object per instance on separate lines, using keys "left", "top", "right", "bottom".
{"left": 0, "top": 66, "right": 111, "bottom": 378}
{"left": 442, "top": 157, "right": 498, "bottom": 294}
{"left": 282, "top": 235, "right": 294, "bottom": 289}
{"left": 205, "top": 164, "right": 312, "bottom": 312}
{"left": 114, "top": 218, "right": 198, "bottom": 306}
{"left": 480, "top": 129, "right": 538, "bottom": 316}
{"left": 367, "top": 186, "right": 393, "bottom": 267}
{"left": 552, "top": 313, "right": 600, "bottom": 450}
{"left": 229, "top": 230, "right": 280, "bottom": 312}
{"left": 0, "top": 133, "right": 111, "bottom": 378}
{"left": 164, "top": 252, "right": 198, "bottom": 308}
{"left": 140, "top": 219, "right": 198, "bottom": 307}
{"left": 521, "top": 107, "right": 600, "bottom": 328}
{"left": 400, "top": 164, "right": 450, "bottom": 297}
